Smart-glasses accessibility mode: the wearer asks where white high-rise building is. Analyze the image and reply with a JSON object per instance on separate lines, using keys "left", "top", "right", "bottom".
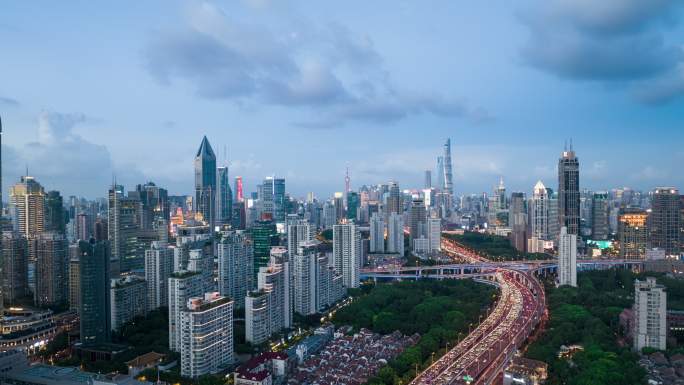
{"left": 293, "top": 242, "right": 319, "bottom": 316}
{"left": 387, "top": 213, "right": 404, "bottom": 256}
{"left": 558, "top": 227, "right": 577, "bottom": 287}
{"left": 369, "top": 213, "right": 385, "bottom": 253}
{"left": 245, "top": 291, "right": 270, "bottom": 344}
{"left": 145, "top": 241, "right": 174, "bottom": 311}
{"left": 427, "top": 217, "right": 441, "bottom": 254}
{"left": 333, "top": 224, "right": 361, "bottom": 289}
{"left": 168, "top": 271, "right": 204, "bottom": 352}
{"left": 180, "top": 292, "right": 233, "bottom": 378}
{"left": 218, "top": 230, "right": 253, "bottom": 308}
{"left": 531, "top": 181, "right": 550, "bottom": 240}
{"left": 270, "top": 247, "right": 292, "bottom": 328}
{"left": 634, "top": 277, "right": 667, "bottom": 351}
{"left": 287, "top": 220, "right": 313, "bottom": 255}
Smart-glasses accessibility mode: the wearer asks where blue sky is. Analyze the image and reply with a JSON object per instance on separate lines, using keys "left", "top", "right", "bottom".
{"left": 1, "top": 0, "right": 683, "bottom": 199}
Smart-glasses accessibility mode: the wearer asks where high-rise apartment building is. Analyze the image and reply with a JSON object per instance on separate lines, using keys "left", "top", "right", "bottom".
{"left": 618, "top": 208, "right": 649, "bottom": 260}
{"left": 650, "top": 187, "right": 681, "bottom": 256}
{"left": 79, "top": 239, "right": 111, "bottom": 346}
{"left": 558, "top": 227, "right": 577, "bottom": 287}
{"left": 634, "top": 277, "right": 667, "bottom": 351}
{"left": 34, "top": 232, "right": 68, "bottom": 307}
{"left": 531, "top": 181, "right": 550, "bottom": 240}
{"left": 245, "top": 291, "right": 270, "bottom": 344}
{"left": 145, "top": 241, "right": 174, "bottom": 311}
{"left": 387, "top": 212, "right": 404, "bottom": 256}
{"left": 332, "top": 224, "right": 361, "bottom": 289}
{"left": 110, "top": 275, "right": 147, "bottom": 331}
{"left": 287, "top": 220, "right": 313, "bottom": 256}
{"left": 369, "top": 213, "right": 385, "bottom": 253}
{"left": 427, "top": 217, "right": 441, "bottom": 254}
{"left": 194, "top": 136, "right": 217, "bottom": 227}
{"left": 558, "top": 146, "right": 580, "bottom": 235}
{"left": 218, "top": 230, "right": 253, "bottom": 308}
{"left": 168, "top": 271, "right": 204, "bottom": 352}
{"left": 408, "top": 198, "right": 426, "bottom": 243}
{"left": 180, "top": 293, "right": 233, "bottom": 378}
{"left": 9, "top": 176, "right": 46, "bottom": 238}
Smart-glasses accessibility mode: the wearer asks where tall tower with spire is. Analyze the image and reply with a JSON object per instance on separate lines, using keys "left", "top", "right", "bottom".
{"left": 194, "top": 136, "right": 217, "bottom": 227}
{"left": 558, "top": 141, "right": 580, "bottom": 236}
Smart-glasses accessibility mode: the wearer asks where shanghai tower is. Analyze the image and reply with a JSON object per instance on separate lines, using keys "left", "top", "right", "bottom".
{"left": 558, "top": 143, "right": 580, "bottom": 235}
{"left": 194, "top": 136, "right": 217, "bottom": 227}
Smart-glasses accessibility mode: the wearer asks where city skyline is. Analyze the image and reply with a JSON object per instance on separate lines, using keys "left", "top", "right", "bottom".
{"left": 2, "top": 1, "right": 684, "bottom": 199}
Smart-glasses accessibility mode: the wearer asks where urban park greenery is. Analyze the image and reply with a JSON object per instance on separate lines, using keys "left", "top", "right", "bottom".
{"left": 525, "top": 270, "right": 646, "bottom": 385}
{"left": 333, "top": 279, "right": 496, "bottom": 385}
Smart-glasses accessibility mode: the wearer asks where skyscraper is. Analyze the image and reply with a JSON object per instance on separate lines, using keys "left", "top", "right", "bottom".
{"left": 346, "top": 191, "right": 359, "bottom": 221}
{"left": 634, "top": 277, "right": 667, "bottom": 351}
{"left": 530, "top": 181, "right": 550, "bottom": 240}
{"left": 251, "top": 220, "right": 277, "bottom": 277}
{"left": 369, "top": 213, "right": 385, "bottom": 253}
{"left": 108, "top": 184, "right": 141, "bottom": 274}
{"left": 287, "top": 220, "right": 313, "bottom": 255}
{"left": 650, "top": 187, "right": 681, "bottom": 256}
{"left": 216, "top": 166, "right": 233, "bottom": 227}
{"left": 261, "top": 177, "right": 286, "bottom": 223}
{"left": 558, "top": 227, "right": 577, "bottom": 287}
{"left": 34, "top": 231, "right": 68, "bottom": 307}
{"left": 387, "top": 212, "right": 404, "bottom": 256}
{"left": 2, "top": 231, "right": 28, "bottom": 306}
{"left": 591, "top": 192, "right": 609, "bottom": 240}
{"left": 408, "top": 198, "right": 426, "bottom": 244}
{"left": 194, "top": 136, "right": 217, "bottom": 227}
{"left": 218, "top": 230, "right": 253, "bottom": 308}
{"left": 442, "top": 138, "right": 454, "bottom": 213}
{"left": 44, "top": 190, "right": 66, "bottom": 234}
{"left": 386, "top": 182, "right": 402, "bottom": 217}
{"left": 333, "top": 224, "right": 361, "bottom": 289}
{"left": 9, "top": 176, "right": 46, "bottom": 237}
{"left": 618, "top": 208, "right": 648, "bottom": 260}
{"left": 145, "top": 241, "right": 174, "bottom": 311}
{"left": 79, "top": 239, "right": 111, "bottom": 346}
{"left": 424, "top": 170, "right": 432, "bottom": 189}
{"left": 558, "top": 144, "right": 580, "bottom": 235}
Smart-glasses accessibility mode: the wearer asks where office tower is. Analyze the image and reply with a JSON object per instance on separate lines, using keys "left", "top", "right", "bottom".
{"left": 252, "top": 220, "right": 277, "bottom": 277}
{"left": 245, "top": 291, "right": 270, "bottom": 344}
{"left": 79, "top": 239, "right": 111, "bottom": 346}
{"left": 558, "top": 227, "right": 577, "bottom": 287}
{"left": 323, "top": 201, "right": 336, "bottom": 228}
{"left": 110, "top": 275, "right": 147, "bottom": 331}
{"left": 93, "top": 217, "right": 107, "bottom": 241}
{"left": 333, "top": 224, "right": 361, "bottom": 289}
{"left": 194, "top": 136, "right": 217, "bottom": 227}
{"left": 387, "top": 213, "right": 404, "bottom": 256}
{"left": 234, "top": 176, "right": 244, "bottom": 203}
{"left": 618, "top": 208, "right": 648, "bottom": 260}
{"left": 548, "top": 189, "right": 560, "bottom": 241}
{"left": 386, "top": 182, "right": 402, "bottom": 216}
{"left": 591, "top": 192, "right": 609, "bottom": 240}
{"left": 2, "top": 231, "right": 28, "bottom": 306}
{"left": 634, "top": 277, "right": 667, "bottom": 351}
{"left": 261, "top": 177, "right": 286, "bottom": 223}
{"left": 9, "top": 176, "right": 46, "bottom": 237}
{"left": 108, "top": 184, "right": 142, "bottom": 274}
{"left": 216, "top": 166, "right": 232, "bottom": 227}
{"left": 650, "top": 187, "right": 681, "bottom": 256}
{"left": 424, "top": 170, "right": 432, "bottom": 189}
{"left": 408, "top": 198, "right": 427, "bottom": 243}
{"left": 293, "top": 242, "right": 319, "bottom": 315}
{"left": 0, "top": 116, "right": 2, "bottom": 213}
{"left": 69, "top": 251, "right": 80, "bottom": 313}
{"left": 530, "top": 181, "right": 550, "bottom": 240}
{"left": 427, "top": 217, "right": 441, "bottom": 254}
{"left": 180, "top": 293, "right": 233, "bottom": 378}
{"left": 168, "top": 271, "right": 204, "bottom": 352}
{"left": 218, "top": 230, "right": 254, "bottom": 308}
{"left": 509, "top": 192, "right": 527, "bottom": 252}
{"left": 369, "top": 213, "right": 385, "bottom": 253}
{"left": 75, "top": 213, "right": 91, "bottom": 241}
{"left": 442, "top": 138, "right": 454, "bottom": 213}
{"left": 44, "top": 191, "right": 66, "bottom": 234}
{"left": 346, "top": 192, "right": 359, "bottom": 221}
{"left": 558, "top": 144, "right": 580, "bottom": 235}
{"left": 133, "top": 182, "right": 170, "bottom": 228}
{"left": 34, "top": 232, "right": 68, "bottom": 307}
{"left": 145, "top": 241, "right": 174, "bottom": 311}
